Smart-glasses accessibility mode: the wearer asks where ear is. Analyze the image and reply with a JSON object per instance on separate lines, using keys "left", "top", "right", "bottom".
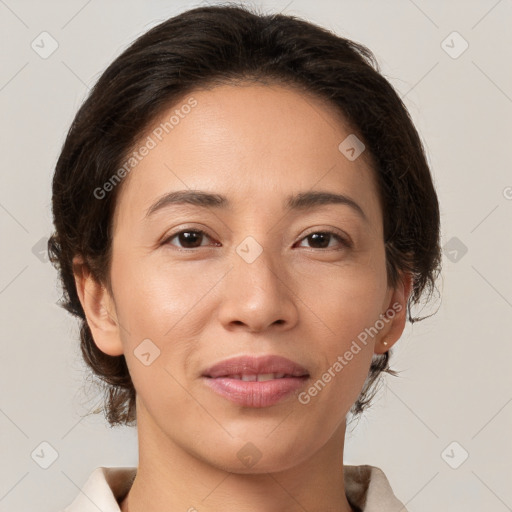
{"left": 374, "top": 272, "right": 413, "bottom": 355}
{"left": 72, "top": 255, "right": 124, "bottom": 356}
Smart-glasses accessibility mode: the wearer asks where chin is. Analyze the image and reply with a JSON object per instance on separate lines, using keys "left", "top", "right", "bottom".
{"left": 195, "top": 430, "right": 314, "bottom": 475}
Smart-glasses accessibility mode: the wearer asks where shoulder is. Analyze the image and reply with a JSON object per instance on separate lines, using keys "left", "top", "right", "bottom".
{"left": 344, "top": 464, "right": 408, "bottom": 512}
{"left": 61, "top": 466, "right": 137, "bottom": 512}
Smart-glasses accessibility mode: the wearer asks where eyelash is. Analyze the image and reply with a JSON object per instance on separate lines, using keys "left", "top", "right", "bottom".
{"left": 162, "top": 228, "right": 351, "bottom": 251}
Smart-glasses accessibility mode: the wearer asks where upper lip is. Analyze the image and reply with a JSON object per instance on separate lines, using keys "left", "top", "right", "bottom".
{"left": 202, "top": 355, "right": 310, "bottom": 378}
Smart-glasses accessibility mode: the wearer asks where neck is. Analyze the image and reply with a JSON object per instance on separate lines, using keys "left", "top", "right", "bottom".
{"left": 120, "top": 406, "right": 354, "bottom": 512}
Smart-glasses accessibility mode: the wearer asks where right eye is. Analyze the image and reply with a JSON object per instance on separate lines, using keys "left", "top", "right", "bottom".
{"left": 162, "top": 229, "right": 220, "bottom": 250}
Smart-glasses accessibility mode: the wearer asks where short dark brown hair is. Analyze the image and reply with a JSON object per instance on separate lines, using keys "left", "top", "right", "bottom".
{"left": 48, "top": 3, "right": 441, "bottom": 427}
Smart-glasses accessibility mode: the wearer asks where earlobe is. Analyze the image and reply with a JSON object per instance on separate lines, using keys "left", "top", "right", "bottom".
{"left": 72, "top": 255, "right": 124, "bottom": 356}
{"left": 374, "top": 272, "right": 413, "bottom": 355}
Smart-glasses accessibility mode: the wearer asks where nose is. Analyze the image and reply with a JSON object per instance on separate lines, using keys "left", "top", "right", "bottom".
{"left": 216, "top": 242, "right": 299, "bottom": 333}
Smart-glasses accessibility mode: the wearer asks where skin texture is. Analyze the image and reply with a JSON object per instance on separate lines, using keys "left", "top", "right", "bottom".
{"left": 74, "top": 83, "right": 412, "bottom": 512}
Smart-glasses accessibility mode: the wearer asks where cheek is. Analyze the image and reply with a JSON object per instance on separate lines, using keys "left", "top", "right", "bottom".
{"left": 110, "top": 250, "right": 215, "bottom": 342}
{"left": 306, "top": 252, "right": 389, "bottom": 346}
{"left": 109, "top": 254, "right": 209, "bottom": 423}
{"left": 303, "top": 251, "right": 388, "bottom": 400}
{"left": 108, "top": 251, "right": 224, "bottom": 407}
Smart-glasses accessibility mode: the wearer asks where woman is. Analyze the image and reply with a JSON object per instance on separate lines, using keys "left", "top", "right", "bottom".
{"left": 49, "top": 4, "right": 441, "bottom": 511}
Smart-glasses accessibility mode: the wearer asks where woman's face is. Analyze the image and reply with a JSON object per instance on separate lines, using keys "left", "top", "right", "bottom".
{"left": 89, "top": 83, "right": 408, "bottom": 472}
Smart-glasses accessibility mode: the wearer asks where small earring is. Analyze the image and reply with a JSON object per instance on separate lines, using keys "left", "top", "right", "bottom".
{"left": 382, "top": 340, "right": 389, "bottom": 346}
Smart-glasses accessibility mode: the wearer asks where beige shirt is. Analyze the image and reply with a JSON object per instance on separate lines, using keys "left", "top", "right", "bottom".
{"left": 62, "top": 465, "right": 408, "bottom": 512}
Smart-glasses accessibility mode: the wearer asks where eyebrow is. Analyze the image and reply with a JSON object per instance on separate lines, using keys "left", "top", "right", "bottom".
{"left": 145, "top": 189, "right": 368, "bottom": 222}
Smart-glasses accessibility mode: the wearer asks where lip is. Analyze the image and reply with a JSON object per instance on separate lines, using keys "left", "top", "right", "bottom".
{"left": 202, "top": 355, "right": 310, "bottom": 408}
{"left": 202, "top": 355, "right": 309, "bottom": 378}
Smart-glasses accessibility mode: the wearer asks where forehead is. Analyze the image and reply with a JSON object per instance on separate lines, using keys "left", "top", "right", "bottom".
{"left": 113, "top": 82, "right": 382, "bottom": 229}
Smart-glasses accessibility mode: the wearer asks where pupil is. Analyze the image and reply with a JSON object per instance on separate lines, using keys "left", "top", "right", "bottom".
{"left": 180, "top": 231, "right": 201, "bottom": 247}
{"left": 309, "top": 233, "right": 329, "bottom": 248}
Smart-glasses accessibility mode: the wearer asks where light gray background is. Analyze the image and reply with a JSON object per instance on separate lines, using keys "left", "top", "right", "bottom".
{"left": 1, "top": 0, "right": 511, "bottom": 511}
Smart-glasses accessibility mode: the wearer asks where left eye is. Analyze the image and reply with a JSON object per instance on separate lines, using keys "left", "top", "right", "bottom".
{"left": 295, "top": 231, "right": 349, "bottom": 250}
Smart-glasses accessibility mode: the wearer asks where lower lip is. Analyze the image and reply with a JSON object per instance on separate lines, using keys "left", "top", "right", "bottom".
{"left": 202, "top": 376, "right": 308, "bottom": 408}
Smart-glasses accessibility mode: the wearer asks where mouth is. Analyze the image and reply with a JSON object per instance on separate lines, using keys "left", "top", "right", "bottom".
{"left": 215, "top": 372, "right": 298, "bottom": 381}
{"left": 201, "top": 355, "right": 310, "bottom": 408}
